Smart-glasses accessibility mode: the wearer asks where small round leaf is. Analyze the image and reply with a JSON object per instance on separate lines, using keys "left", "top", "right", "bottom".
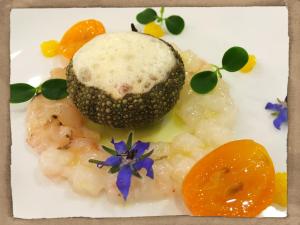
{"left": 41, "top": 79, "right": 68, "bottom": 100}
{"left": 190, "top": 71, "right": 218, "bottom": 94}
{"left": 136, "top": 8, "right": 157, "bottom": 24}
{"left": 165, "top": 15, "right": 185, "bottom": 35}
{"left": 222, "top": 47, "right": 249, "bottom": 72}
{"left": 10, "top": 83, "right": 36, "bottom": 103}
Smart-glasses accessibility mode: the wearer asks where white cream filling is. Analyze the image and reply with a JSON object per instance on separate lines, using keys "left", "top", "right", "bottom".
{"left": 73, "top": 32, "right": 176, "bottom": 99}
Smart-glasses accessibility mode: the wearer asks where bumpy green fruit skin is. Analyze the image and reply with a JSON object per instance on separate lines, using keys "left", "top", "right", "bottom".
{"left": 66, "top": 41, "right": 185, "bottom": 128}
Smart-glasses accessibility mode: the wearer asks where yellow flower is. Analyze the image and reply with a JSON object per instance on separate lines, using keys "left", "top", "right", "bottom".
{"left": 40, "top": 40, "right": 60, "bottom": 57}
{"left": 273, "top": 172, "right": 287, "bottom": 207}
{"left": 144, "top": 22, "right": 165, "bottom": 38}
{"left": 240, "top": 54, "right": 256, "bottom": 73}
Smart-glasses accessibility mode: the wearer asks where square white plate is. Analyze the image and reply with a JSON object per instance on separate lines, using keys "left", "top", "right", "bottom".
{"left": 10, "top": 7, "right": 288, "bottom": 219}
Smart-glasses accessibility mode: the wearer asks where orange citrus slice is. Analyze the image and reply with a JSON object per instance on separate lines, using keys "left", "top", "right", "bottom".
{"left": 182, "top": 140, "right": 275, "bottom": 217}
{"left": 59, "top": 19, "right": 105, "bottom": 59}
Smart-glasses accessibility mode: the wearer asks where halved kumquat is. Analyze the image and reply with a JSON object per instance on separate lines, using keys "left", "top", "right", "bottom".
{"left": 182, "top": 139, "right": 275, "bottom": 217}
{"left": 59, "top": 19, "right": 106, "bottom": 59}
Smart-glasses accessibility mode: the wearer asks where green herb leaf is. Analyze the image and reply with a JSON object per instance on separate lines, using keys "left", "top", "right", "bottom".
{"left": 109, "top": 166, "right": 120, "bottom": 174}
{"left": 126, "top": 132, "right": 133, "bottom": 150}
{"left": 165, "top": 15, "right": 185, "bottom": 35}
{"left": 41, "top": 79, "right": 68, "bottom": 100}
{"left": 222, "top": 47, "right": 249, "bottom": 72}
{"left": 140, "top": 149, "right": 154, "bottom": 160}
{"left": 102, "top": 145, "right": 117, "bottom": 155}
{"left": 190, "top": 71, "right": 218, "bottom": 94}
{"left": 136, "top": 8, "right": 157, "bottom": 24}
{"left": 10, "top": 83, "right": 36, "bottom": 103}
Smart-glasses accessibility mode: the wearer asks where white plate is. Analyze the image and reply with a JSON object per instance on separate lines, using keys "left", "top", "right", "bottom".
{"left": 10, "top": 7, "right": 288, "bottom": 219}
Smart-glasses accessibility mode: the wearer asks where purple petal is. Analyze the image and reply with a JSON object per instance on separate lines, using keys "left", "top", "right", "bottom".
{"left": 104, "top": 156, "right": 122, "bottom": 166}
{"left": 281, "top": 108, "right": 288, "bottom": 120}
{"left": 134, "top": 158, "right": 154, "bottom": 179}
{"left": 273, "top": 108, "right": 288, "bottom": 130}
{"left": 116, "top": 165, "right": 132, "bottom": 200}
{"left": 265, "top": 103, "right": 282, "bottom": 112}
{"left": 132, "top": 141, "right": 150, "bottom": 159}
{"left": 111, "top": 139, "right": 127, "bottom": 154}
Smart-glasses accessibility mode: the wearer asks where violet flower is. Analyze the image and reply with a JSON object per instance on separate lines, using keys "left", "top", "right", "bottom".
{"left": 265, "top": 97, "right": 288, "bottom": 130}
{"left": 89, "top": 133, "right": 154, "bottom": 200}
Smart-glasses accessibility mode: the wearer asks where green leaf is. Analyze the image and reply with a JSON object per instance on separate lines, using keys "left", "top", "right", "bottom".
{"left": 10, "top": 83, "right": 36, "bottom": 103}
{"left": 190, "top": 71, "right": 218, "bottom": 94}
{"left": 109, "top": 166, "right": 120, "bottom": 174}
{"left": 102, "top": 145, "right": 117, "bottom": 155}
{"left": 136, "top": 8, "right": 157, "bottom": 24}
{"left": 41, "top": 79, "right": 68, "bottom": 100}
{"left": 222, "top": 47, "right": 249, "bottom": 72}
{"left": 140, "top": 149, "right": 154, "bottom": 160}
{"left": 126, "top": 132, "right": 133, "bottom": 150}
{"left": 165, "top": 15, "right": 185, "bottom": 35}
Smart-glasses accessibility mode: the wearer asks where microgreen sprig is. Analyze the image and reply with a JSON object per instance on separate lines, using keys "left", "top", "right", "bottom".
{"left": 190, "top": 47, "right": 249, "bottom": 94}
{"left": 136, "top": 7, "right": 185, "bottom": 35}
{"left": 10, "top": 79, "right": 68, "bottom": 103}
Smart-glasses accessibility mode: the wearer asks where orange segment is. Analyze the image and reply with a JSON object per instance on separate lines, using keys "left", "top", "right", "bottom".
{"left": 240, "top": 55, "right": 256, "bottom": 73}
{"left": 144, "top": 22, "right": 165, "bottom": 38}
{"left": 59, "top": 19, "right": 105, "bottom": 59}
{"left": 182, "top": 140, "right": 275, "bottom": 217}
{"left": 40, "top": 40, "right": 60, "bottom": 57}
{"left": 273, "top": 172, "right": 287, "bottom": 207}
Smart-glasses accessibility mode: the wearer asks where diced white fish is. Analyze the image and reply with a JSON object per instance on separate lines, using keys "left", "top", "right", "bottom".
{"left": 39, "top": 148, "right": 74, "bottom": 179}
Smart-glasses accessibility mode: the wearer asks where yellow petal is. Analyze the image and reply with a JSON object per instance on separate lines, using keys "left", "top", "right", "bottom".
{"left": 40, "top": 40, "right": 60, "bottom": 57}
{"left": 144, "top": 22, "right": 165, "bottom": 38}
{"left": 240, "top": 54, "right": 256, "bottom": 73}
{"left": 273, "top": 172, "right": 287, "bottom": 207}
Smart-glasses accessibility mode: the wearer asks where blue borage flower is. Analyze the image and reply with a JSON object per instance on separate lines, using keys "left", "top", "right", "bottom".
{"left": 265, "top": 97, "right": 288, "bottom": 130}
{"left": 89, "top": 133, "right": 154, "bottom": 200}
